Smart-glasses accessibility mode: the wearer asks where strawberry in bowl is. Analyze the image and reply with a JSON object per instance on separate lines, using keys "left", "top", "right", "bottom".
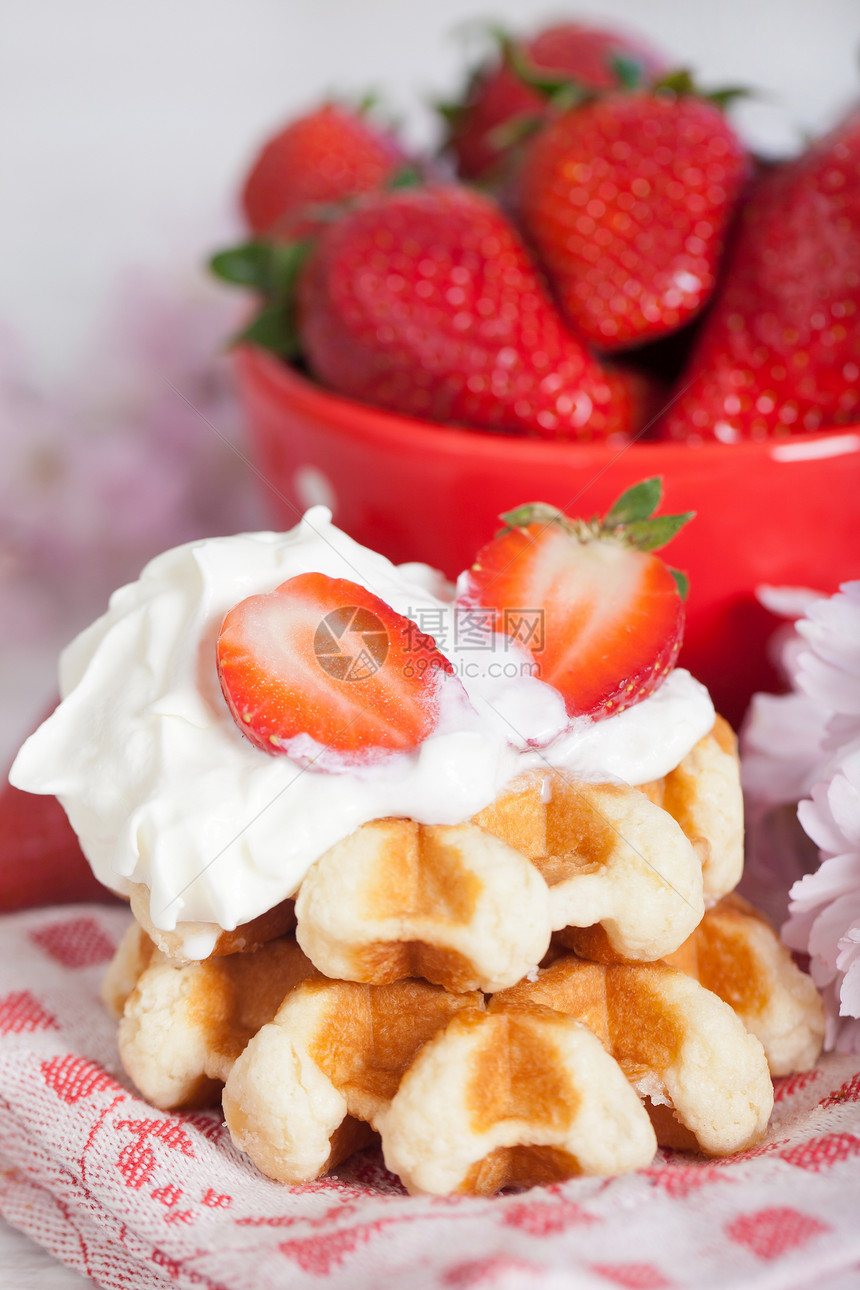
{"left": 212, "top": 34, "right": 860, "bottom": 724}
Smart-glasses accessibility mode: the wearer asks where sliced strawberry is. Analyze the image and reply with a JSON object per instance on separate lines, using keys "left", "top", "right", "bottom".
{"left": 456, "top": 480, "right": 692, "bottom": 720}
{"left": 217, "top": 573, "right": 458, "bottom": 762}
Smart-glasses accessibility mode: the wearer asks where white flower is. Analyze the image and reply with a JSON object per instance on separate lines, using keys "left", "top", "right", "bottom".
{"left": 745, "top": 583, "right": 860, "bottom": 1052}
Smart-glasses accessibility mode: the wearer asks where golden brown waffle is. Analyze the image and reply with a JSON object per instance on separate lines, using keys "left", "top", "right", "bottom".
{"left": 661, "top": 894, "right": 825, "bottom": 1076}
{"left": 374, "top": 1004, "right": 657, "bottom": 1194}
{"left": 494, "top": 951, "right": 774, "bottom": 1156}
{"left": 102, "top": 711, "right": 807, "bottom": 1194}
{"left": 225, "top": 981, "right": 656, "bottom": 1193}
{"left": 128, "top": 884, "right": 296, "bottom": 962}
{"left": 102, "top": 921, "right": 158, "bottom": 1019}
{"left": 473, "top": 770, "right": 705, "bottom": 961}
{"left": 642, "top": 715, "right": 744, "bottom": 904}
{"left": 224, "top": 975, "right": 483, "bottom": 1186}
{"left": 126, "top": 717, "right": 738, "bottom": 982}
{"left": 294, "top": 819, "right": 551, "bottom": 993}
{"left": 115, "top": 925, "right": 319, "bottom": 1109}
{"left": 109, "top": 926, "right": 656, "bottom": 1192}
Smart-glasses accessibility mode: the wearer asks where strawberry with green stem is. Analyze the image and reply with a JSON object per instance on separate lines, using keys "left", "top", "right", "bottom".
{"left": 441, "top": 21, "right": 669, "bottom": 183}
{"left": 518, "top": 77, "right": 749, "bottom": 351}
{"left": 456, "top": 478, "right": 692, "bottom": 720}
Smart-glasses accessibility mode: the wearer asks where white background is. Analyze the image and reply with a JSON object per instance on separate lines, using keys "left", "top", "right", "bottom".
{"left": 1, "top": 2, "right": 859, "bottom": 1283}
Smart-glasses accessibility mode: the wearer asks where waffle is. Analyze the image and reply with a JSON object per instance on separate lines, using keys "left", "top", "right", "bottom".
{"left": 101, "top": 710, "right": 815, "bottom": 1193}
{"left": 375, "top": 1004, "right": 657, "bottom": 1195}
{"left": 128, "top": 884, "right": 296, "bottom": 962}
{"left": 661, "top": 894, "right": 825, "bottom": 1076}
{"left": 225, "top": 981, "right": 656, "bottom": 1194}
{"left": 127, "top": 717, "right": 738, "bottom": 981}
{"left": 494, "top": 951, "right": 774, "bottom": 1156}
{"left": 109, "top": 925, "right": 656, "bottom": 1191}
{"left": 642, "top": 715, "right": 744, "bottom": 905}
{"left": 294, "top": 819, "right": 552, "bottom": 993}
{"left": 113, "top": 924, "right": 319, "bottom": 1109}
{"left": 295, "top": 772, "right": 706, "bottom": 993}
{"left": 472, "top": 770, "right": 705, "bottom": 961}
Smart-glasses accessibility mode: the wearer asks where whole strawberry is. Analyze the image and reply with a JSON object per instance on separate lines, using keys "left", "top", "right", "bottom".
{"left": 444, "top": 22, "right": 668, "bottom": 182}
{"left": 659, "top": 106, "right": 860, "bottom": 441}
{"left": 519, "top": 90, "right": 749, "bottom": 350}
{"left": 241, "top": 103, "right": 405, "bottom": 237}
{"left": 296, "top": 184, "right": 632, "bottom": 440}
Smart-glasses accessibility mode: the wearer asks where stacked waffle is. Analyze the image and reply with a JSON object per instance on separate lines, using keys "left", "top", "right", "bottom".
{"left": 104, "top": 715, "right": 824, "bottom": 1196}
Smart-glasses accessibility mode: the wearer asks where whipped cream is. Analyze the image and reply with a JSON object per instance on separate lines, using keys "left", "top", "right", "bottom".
{"left": 10, "top": 507, "right": 714, "bottom": 939}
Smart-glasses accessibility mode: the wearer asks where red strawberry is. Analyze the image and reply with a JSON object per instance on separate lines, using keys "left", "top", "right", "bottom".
{"left": 241, "top": 103, "right": 405, "bottom": 237}
{"left": 0, "top": 777, "right": 112, "bottom": 911}
{"left": 456, "top": 479, "right": 691, "bottom": 720}
{"left": 217, "top": 573, "right": 460, "bottom": 763}
{"left": 444, "top": 22, "right": 668, "bottom": 182}
{"left": 658, "top": 106, "right": 860, "bottom": 441}
{"left": 518, "top": 91, "right": 749, "bottom": 350}
{"left": 297, "top": 184, "right": 632, "bottom": 440}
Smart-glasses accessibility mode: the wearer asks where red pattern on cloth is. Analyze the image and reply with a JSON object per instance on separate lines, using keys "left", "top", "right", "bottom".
{"left": 1, "top": 904, "right": 860, "bottom": 1290}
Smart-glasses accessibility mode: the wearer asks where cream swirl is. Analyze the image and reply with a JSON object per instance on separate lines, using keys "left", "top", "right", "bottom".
{"left": 10, "top": 507, "right": 714, "bottom": 936}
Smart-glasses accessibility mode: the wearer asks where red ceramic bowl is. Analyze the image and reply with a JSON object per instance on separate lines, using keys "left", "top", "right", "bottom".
{"left": 236, "top": 345, "right": 860, "bottom": 728}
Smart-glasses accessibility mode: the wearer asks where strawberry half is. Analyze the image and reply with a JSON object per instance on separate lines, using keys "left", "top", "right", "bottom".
{"left": 217, "top": 573, "right": 459, "bottom": 764}
{"left": 456, "top": 479, "right": 692, "bottom": 720}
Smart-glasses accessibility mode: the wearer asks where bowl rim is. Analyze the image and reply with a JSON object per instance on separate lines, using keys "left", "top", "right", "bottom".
{"left": 237, "top": 342, "right": 860, "bottom": 466}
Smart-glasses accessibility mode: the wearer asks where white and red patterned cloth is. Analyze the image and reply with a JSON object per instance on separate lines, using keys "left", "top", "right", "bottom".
{"left": 1, "top": 904, "right": 860, "bottom": 1290}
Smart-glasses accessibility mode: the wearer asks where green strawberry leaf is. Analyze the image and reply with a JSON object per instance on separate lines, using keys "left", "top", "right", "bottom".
{"left": 436, "top": 97, "right": 468, "bottom": 129}
{"left": 654, "top": 67, "right": 697, "bottom": 97}
{"left": 611, "top": 53, "right": 646, "bottom": 91}
{"left": 268, "top": 238, "right": 314, "bottom": 297}
{"left": 669, "top": 567, "right": 689, "bottom": 600}
{"left": 386, "top": 165, "right": 423, "bottom": 190}
{"left": 497, "top": 502, "right": 568, "bottom": 533}
{"left": 604, "top": 477, "right": 662, "bottom": 526}
{"left": 500, "top": 33, "right": 589, "bottom": 106}
{"left": 486, "top": 112, "right": 546, "bottom": 153}
{"left": 707, "top": 85, "right": 752, "bottom": 110}
{"left": 621, "top": 512, "right": 695, "bottom": 552}
{"left": 210, "top": 241, "right": 272, "bottom": 290}
{"left": 654, "top": 67, "right": 752, "bottom": 111}
{"left": 236, "top": 303, "right": 301, "bottom": 359}
{"left": 210, "top": 239, "right": 313, "bottom": 301}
